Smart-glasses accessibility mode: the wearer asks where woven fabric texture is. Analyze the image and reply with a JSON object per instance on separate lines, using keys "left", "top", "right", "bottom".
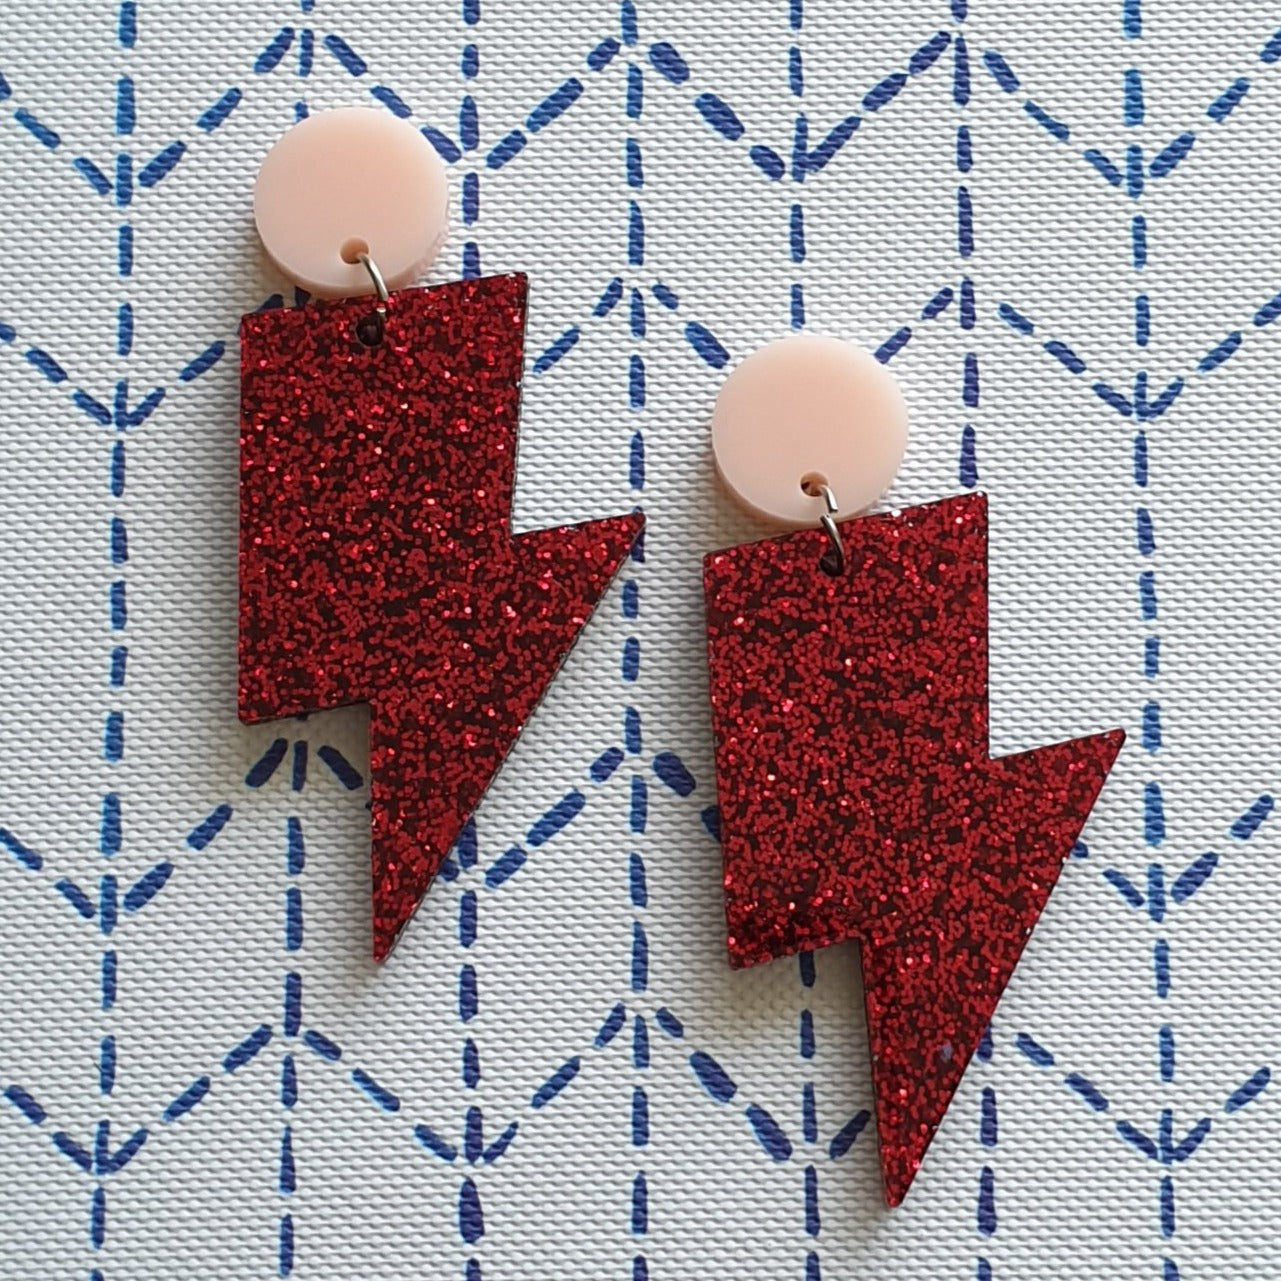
{"left": 3, "top": 2, "right": 1281, "bottom": 1278}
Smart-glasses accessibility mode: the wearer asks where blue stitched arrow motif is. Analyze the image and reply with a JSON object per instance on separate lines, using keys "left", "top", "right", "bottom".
{"left": 113, "top": 379, "right": 165, "bottom": 428}
{"left": 1116, "top": 1110, "right": 1211, "bottom": 1164}
{"left": 93, "top": 1118, "right": 149, "bottom": 1174}
{"left": 1103, "top": 852, "right": 1220, "bottom": 916}
{"left": 1134, "top": 371, "right": 1184, "bottom": 419}
{"left": 72, "top": 378, "right": 166, "bottom": 429}
{"left": 791, "top": 113, "right": 862, "bottom": 177}
{"left": 49, "top": 1120, "right": 149, "bottom": 1175}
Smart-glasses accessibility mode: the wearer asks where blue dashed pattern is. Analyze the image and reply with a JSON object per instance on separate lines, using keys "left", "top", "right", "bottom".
{"left": 992, "top": 23, "right": 1281, "bottom": 1268}
{"left": 3, "top": 2, "right": 1281, "bottom": 1275}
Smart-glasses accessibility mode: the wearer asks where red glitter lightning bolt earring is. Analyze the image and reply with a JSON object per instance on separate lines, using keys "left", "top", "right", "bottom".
{"left": 238, "top": 108, "right": 643, "bottom": 960}
{"left": 702, "top": 336, "right": 1124, "bottom": 1206}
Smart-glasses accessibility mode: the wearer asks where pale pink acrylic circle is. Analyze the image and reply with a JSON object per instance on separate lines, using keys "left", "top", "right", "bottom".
{"left": 253, "top": 106, "right": 449, "bottom": 297}
{"left": 711, "top": 335, "right": 908, "bottom": 527}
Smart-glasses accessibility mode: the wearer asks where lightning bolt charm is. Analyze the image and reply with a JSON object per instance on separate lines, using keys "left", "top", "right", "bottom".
{"left": 704, "top": 492, "right": 1122, "bottom": 1205}
{"left": 239, "top": 273, "right": 642, "bottom": 959}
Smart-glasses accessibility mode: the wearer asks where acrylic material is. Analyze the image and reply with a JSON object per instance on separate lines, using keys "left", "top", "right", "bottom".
{"left": 711, "top": 335, "right": 908, "bottom": 526}
{"left": 253, "top": 106, "right": 449, "bottom": 297}
{"left": 704, "top": 492, "right": 1123, "bottom": 1204}
{"left": 238, "top": 273, "right": 643, "bottom": 959}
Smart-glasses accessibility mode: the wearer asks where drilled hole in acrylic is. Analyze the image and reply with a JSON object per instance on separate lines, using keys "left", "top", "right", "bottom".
{"left": 339, "top": 236, "right": 370, "bottom": 265}
{"left": 354, "top": 311, "right": 385, "bottom": 348}
{"left": 799, "top": 471, "right": 828, "bottom": 498}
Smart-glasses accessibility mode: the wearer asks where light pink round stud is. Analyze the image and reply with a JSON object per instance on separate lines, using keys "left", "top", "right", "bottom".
{"left": 711, "top": 335, "right": 908, "bottom": 527}
{"left": 253, "top": 106, "right": 449, "bottom": 297}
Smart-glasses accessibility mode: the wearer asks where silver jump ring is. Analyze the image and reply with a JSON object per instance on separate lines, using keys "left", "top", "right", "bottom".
{"left": 814, "top": 483, "right": 846, "bottom": 577}
{"left": 357, "top": 251, "right": 389, "bottom": 312}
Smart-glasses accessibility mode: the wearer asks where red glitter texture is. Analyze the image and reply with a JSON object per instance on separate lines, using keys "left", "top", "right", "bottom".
{"left": 239, "top": 273, "right": 642, "bottom": 960}
{"left": 704, "top": 492, "right": 1123, "bottom": 1206}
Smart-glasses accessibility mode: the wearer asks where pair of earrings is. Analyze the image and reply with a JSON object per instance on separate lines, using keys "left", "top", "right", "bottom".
{"left": 237, "top": 108, "right": 1123, "bottom": 1206}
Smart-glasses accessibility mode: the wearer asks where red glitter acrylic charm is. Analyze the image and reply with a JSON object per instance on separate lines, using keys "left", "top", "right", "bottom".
{"left": 239, "top": 273, "right": 643, "bottom": 959}
{"left": 704, "top": 492, "right": 1123, "bottom": 1205}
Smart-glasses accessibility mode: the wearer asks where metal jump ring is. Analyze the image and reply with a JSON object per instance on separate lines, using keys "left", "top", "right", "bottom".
{"left": 357, "top": 251, "right": 389, "bottom": 312}
{"left": 813, "top": 482, "right": 846, "bottom": 577}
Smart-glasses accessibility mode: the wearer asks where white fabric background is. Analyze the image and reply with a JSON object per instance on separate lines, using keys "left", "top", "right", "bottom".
{"left": 3, "top": 1, "right": 1281, "bottom": 1277}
